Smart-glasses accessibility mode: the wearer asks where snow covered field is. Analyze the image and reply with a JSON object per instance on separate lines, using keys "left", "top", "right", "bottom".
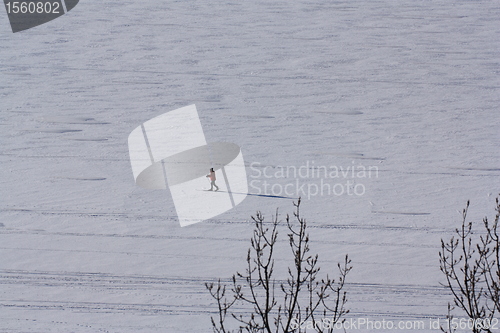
{"left": 1, "top": 0, "right": 499, "bottom": 332}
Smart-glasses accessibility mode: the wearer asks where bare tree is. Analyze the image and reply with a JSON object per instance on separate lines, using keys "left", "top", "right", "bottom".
{"left": 478, "top": 197, "right": 500, "bottom": 315}
{"left": 206, "top": 198, "right": 352, "bottom": 333}
{"left": 439, "top": 196, "right": 500, "bottom": 333}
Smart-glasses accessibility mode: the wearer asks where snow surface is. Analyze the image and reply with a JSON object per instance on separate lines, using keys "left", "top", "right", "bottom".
{"left": 1, "top": 0, "right": 499, "bottom": 332}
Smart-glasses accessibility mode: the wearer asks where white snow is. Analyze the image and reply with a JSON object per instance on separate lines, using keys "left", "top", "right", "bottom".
{"left": 1, "top": 0, "right": 499, "bottom": 332}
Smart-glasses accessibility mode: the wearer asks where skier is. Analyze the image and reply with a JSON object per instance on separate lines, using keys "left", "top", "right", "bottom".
{"left": 206, "top": 168, "right": 219, "bottom": 191}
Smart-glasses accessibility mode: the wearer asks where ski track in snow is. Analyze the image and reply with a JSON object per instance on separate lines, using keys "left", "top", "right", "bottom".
{"left": 1, "top": 269, "right": 449, "bottom": 332}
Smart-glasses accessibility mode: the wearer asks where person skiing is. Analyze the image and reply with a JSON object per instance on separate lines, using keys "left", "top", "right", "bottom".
{"left": 206, "top": 168, "right": 219, "bottom": 191}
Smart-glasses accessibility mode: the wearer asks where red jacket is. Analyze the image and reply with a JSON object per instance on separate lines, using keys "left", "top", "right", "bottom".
{"left": 208, "top": 171, "right": 216, "bottom": 181}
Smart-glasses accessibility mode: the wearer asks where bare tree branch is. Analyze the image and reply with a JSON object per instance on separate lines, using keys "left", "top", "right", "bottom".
{"left": 206, "top": 198, "right": 351, "bottom": 333}
{"left": 440, "top": 196, "right": 500, "bottom": 333}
